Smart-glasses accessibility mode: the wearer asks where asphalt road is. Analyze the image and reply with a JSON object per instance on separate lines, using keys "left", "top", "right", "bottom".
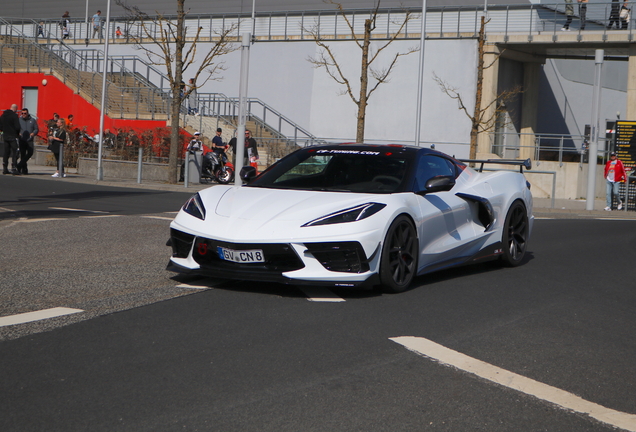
{"left": 1, "top": 177, "right": 635, "bottom": 431}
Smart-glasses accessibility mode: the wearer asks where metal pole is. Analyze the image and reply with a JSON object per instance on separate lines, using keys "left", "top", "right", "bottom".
{"left": 586, "top": 49, "right": 603, "bottom": 210}
{"left": 96, "top": 0, "right": 111, "bottom": 181}
{"left": 415, "top": 0, "right": 427, "bottom": 146}
{"left": 137, "top": 146, "right": 142, "bottom": 183}
{"left": 58, "top": 138, "right": 64, "bottom": 177}
{"left": 234, "top": 32, "right": 251, "bottom": 185}
{"left": 85, "top": 0, "right": 89, "bottom": 46}
{"left": 184, "top": 152, "right": 189, "bottom": 188}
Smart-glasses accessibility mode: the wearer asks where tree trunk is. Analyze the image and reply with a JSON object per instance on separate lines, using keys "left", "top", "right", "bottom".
{"left": 168, "top": 0, "right": 186, "bottom": 184}
{"left": 356, "top": 19, "right": 372, "bottom": 143}
{"left": 470, "top": 15, "right": 486, "bottom": 160}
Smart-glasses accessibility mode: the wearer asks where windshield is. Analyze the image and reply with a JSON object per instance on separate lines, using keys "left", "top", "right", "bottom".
{"left": 248, "top": 148, "right": 410, "bottom": 193}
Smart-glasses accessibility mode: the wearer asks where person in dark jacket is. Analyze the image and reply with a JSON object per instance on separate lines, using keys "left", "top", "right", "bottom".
{"left": 1, "top": 104, "right": 21, "bottom": 175}
{"left": 18, "top": 108, "right": 39, "bottom": 174}
{"left": 229, "top": 129, "right": 259, "bottom": 167}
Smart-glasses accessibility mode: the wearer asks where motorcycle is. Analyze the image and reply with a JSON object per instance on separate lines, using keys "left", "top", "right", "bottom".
{"left": 202, "top": 151, "right": 234, "bottom": 184}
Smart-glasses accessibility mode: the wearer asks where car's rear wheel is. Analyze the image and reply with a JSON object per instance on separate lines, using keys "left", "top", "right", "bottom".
{"left": 501, "top": 201, "right": 528, "bottom": 267}
{"left": 380, "top": 215, "right": 418, "bottom": 293}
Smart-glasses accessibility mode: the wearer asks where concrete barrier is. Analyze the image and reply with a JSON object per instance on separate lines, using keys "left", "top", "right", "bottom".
{"left": 77, "top": 157, "right": 171, "bottom": 182}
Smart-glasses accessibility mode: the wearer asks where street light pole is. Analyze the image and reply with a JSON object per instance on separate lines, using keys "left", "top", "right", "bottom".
{"left": 234, "top": 4, "right": 256, "bottom": 185}
{"left": 415, "top": 0, "right": 427, "bottom": 146}
{"left": 85, "top": 0, "right": 89, "bottom": 46}
{"left": 97, "top": 0, "right": 111, "bottom": 181}
{"left": 234, "top": 32, "right": 251, "bottom": 185}
{"left": 586, "top": 49, "right": 604, "bottom": 210}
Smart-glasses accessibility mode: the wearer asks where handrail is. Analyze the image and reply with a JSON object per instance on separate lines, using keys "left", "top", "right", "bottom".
{"left": 0, "top": 20, "right": 169, "bottom": 120}
{"left": 3, "top": 2, "right": 636, "bottom": 44}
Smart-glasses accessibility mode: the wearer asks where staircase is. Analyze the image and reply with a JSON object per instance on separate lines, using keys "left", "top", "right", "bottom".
{"left": 0, "top": 32, "right": 168, "bottom": 121}
{"left": 0, "top": 21, "right": 321, "bottom": 169}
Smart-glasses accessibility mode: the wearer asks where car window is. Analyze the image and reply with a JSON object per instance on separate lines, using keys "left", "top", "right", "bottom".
{"left": 249, "top": 149, "right": 409, "bottom": 193}
{"left": 274, "top": 155, "right": 330, "bottom": 183}
{"left": 414, "top": 155, "right": 456, "bottom": 191}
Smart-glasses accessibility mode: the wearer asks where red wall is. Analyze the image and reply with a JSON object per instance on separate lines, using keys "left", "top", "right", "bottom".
{"left": 0, "top": 73, "right": 167, "bottom": 137}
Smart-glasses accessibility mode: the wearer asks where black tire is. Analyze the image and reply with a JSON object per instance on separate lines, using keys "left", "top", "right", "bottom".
{"left": 379, "top": 215, "right": 419, "bottom": 293}
{"left": 215, "top": 167, "right": 234, "bottom": 184}
{"left": 501, "top": 200, "right": 528, "bottom": 267}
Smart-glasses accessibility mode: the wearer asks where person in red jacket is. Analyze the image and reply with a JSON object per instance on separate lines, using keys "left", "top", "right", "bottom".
{"left": 604, "top": 151, "right": 627, "bottom": 211}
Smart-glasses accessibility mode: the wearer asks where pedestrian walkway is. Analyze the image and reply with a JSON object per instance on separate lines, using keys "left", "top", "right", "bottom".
{"left": 7, "top": 163, "right": 636, "bottom": 220}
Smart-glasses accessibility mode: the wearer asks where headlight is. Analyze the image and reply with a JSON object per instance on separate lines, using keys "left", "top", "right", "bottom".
{"left": 302, "top": 203, "right": 386, "bottom": 227}
{"left": 183, "top": 193, "right": 206, "bottom": 220}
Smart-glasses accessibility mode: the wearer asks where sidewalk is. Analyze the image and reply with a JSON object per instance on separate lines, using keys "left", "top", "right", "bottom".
{"left": 9, "top": 163, "right": 636, "bottom": 220}
{"left": 18, "top": 163, "right": 211, "bottom": 193}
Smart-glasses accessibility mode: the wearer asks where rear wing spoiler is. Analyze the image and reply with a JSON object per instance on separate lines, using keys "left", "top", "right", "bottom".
{"left": 459, "top": 158, "right": 532, "bottom": 173}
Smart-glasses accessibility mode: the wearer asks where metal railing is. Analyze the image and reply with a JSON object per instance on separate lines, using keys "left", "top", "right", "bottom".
{"left": 3, "top": 2, "right": 636, "bottom": 44}
{"left": 0, "top": 19, "right": 169, "bottom": 120}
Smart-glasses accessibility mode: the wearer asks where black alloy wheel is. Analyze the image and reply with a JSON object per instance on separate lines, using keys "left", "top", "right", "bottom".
{"left": 380, "top": 215, "right": 418, "bottom": 293}
{"left": 501, "top": 200, "right": 528, "bottom": 267}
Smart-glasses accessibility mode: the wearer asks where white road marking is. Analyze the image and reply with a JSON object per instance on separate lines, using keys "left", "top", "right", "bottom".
{"left": 79, "top": 215, "right": 121, "bottom": 219}
{"left": 391, "top": 336, "right": 636, "bottom": 432}
{"left": 299, "top": 286, "right": 345, "bottom": 302}
{"left": 17, "top": 218, "right": 64, "bottom": 223}
{"left": 142, "top": 216, "right": 174, "bottom": 221}
{"left": 49, "top": 207, "right": 108, "bottom": 214}
{"left": 0, "top": 307, "right": 84, "bottom": 327}
{"left": 176, "top": 283, "right": 211, "bottom": 290}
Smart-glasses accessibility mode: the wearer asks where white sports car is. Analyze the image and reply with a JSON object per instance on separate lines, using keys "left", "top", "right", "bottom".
{"left": 167, "top": 144, "right": 533, "bottom": 293}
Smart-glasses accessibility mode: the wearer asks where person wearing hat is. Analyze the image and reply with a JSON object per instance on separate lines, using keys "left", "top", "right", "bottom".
{"left": 212, "top": 128, "right": 228, "bottom": 163}
{"left": 187, "top": 131, "right": 203, "bottom": 153}
{"left": 604, "top": 151, "right": 626, "bottom": 211}
{"left": 180, "top": 132, "right": 205, "bottom": 182}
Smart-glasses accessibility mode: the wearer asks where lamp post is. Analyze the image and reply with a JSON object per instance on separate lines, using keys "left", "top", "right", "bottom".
{"left": 415, "top": 0, "right": 427, "bottom": 146}
{"left": 234, "top": 2, "right": 256, "bottom": 185}
{"left": 85, "top": 0, "right": 89, "bottom": 46}
{"left": 586, "top": 49, "right": 604, "bottom": 210}
{"left": 96, "top": 0, "right": 111, "bottom": 181}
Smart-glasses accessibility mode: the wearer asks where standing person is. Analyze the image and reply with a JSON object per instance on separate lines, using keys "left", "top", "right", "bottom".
{"left": 47, "top": 118, "right": 67, "bottom": 177}
{"left": 604, "top": 152, "right": 627, "bottom": 211}
{"left": 579, "top": 0, "right": 588, "bottom": 30}
{"left": 229, "top": 129, "right": 259, "bottom": 167}
{"left": 0, "top": 104, "right": 21, "bottom": 175}
{"left": 47, "top": 113, "right": 60, "bottom": 131}
{"left": 187, "top": 78, "right": 198, "bottom": 115}
{"left": 66, "top": 114, "right": 74, "bottom": 130}
{"left": 562, "top": 0, "right": 574, "bottom": 31}
{"left": 60, "top": 11, "right": 70, "bottom": 39}
{"left": 620, "top": 1, "right": 631, "bottom": 29}
{"left": 92, "top": 10, "right": 102, "bottom": 39}
{"left": 37, "top": 21, "right": 45, "bottom": 39}
{"left": 17, "top": 108, "right": 39, "bottom": 175}
{"left": 608, "top": 0, "right": 621, "bottom": 29}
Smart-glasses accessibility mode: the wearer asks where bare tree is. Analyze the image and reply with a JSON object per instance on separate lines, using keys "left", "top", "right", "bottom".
{"left": 433, "top": 16, "right": 521, "bottom": 160}
{"left": 305, "top": 0, "right": 418, "bottom": 143}
{"left": 116, "top": 0, "right": 238, "bottom": 183}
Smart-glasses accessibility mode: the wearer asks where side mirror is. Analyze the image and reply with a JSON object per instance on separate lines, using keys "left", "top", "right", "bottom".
{"left": 418, "top": 175, "right": 456, "bottom": 195}
{"left": 240, "top": 165, "right": 257, "bottom": 182}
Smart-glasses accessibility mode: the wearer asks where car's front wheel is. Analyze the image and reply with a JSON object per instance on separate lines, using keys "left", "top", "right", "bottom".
{"left": 501, "top": 200, "right": 528, "bottom": 267}
{"left": 380, "top": 215, "right": 418, "bottom": 293}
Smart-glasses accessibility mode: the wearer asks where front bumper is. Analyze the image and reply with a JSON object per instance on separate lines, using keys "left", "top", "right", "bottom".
{"left": 167, "top": 228, "right": 380, "bottom": 288}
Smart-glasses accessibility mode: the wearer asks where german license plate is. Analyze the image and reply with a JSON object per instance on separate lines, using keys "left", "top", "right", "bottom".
{"left": 217, "top": 247, "right": 265, "bottom": 263}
